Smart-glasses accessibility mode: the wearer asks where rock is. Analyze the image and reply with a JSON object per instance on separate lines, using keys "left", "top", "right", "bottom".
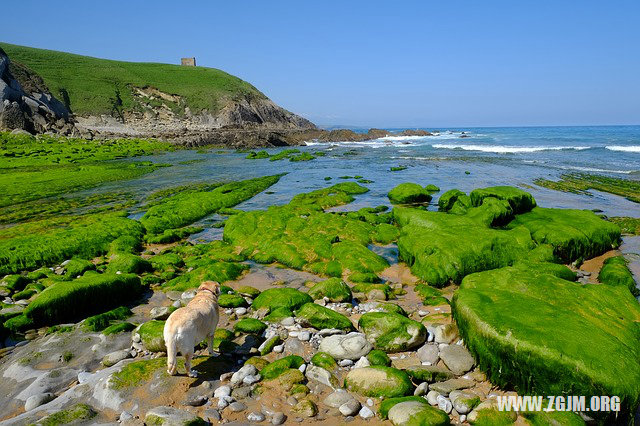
{"left": 429, "top": 378, "right": 474, "bottom": 395}
{"left": 305, "top": 365, "right": 337, "bottom": 388}
{"left": 293, "top": 399, "right": 317, "bottom": 417}
{"left": 414, "top": 382, "right": 429, "bottom": 396}
{"left": 236, "top": 307, "right": 248, "bottom": 316}
{"left": 436, "top": 394, "right": 453, "bottom": 413}
{"left": 229, "top": 401, "right": 247, "bottom": 412}
{"left": 214, "top": 385, "right": 231, "bottom": 398}
{"left": 232, "top": 386, "right": 253, "bottom": 400}
{"left": 358, "top": 405, "right": 374, "bottom": 419}
{"left": 204, "top": 408, "right": 222, "bottom": 422}
{"left": 434, "top": 323, "right": 458, "bottom": 344}
{"left": 323, "top": 390, "right": 355, "bottom": 408}
{"left": 388, "top": 183, "right": 432, "bottom": 204}
{"left": 358, "top": 312, "right": 426, "bottom": 352}
{"left": 137, "top": 320, "right": 167, "bottom": 352}
{"left": 345, "top": 366, "right": 414, "bottom": 398}
{"left": 280, "top": 317, "right": 295, "bottom": 326}
{"left": 231, "top": 364, "right": 259, "bottom": 386}
{"left": 339, "top": 399, "right": 361, "bottom": 416}
{"left": 439, "top": 344, "right": 474, "bottom": 375}
{"left": 145, "top": 406, "right": 205, "bottom": 426}
{"left": 119, "top": 411, "right": 133, "bottom": 422}
{"left": 405, "top": 365, "right": 455, "bottom": 383}
{"left": 273, "top": 344, "right": 284, "bottom": 353}
{"left": 450, "top": 390, "right": 480, "bottom": 414}
{"left": 150, "top": 306, "right": 171, "bottom": 320}
{"left": 248, "top": 412, "right": 266, "bottom": 422}
{"left": 318, "top": 332, "right": 372, "bottom": 360}
{"left": 24, "top": 392, "right": 55, "bottom": 411}
{"left": 271, "top": 412, "right": 286, "bottom": 425}
{"left": 296, "top": 303, "right": 354, "bottom": 330}
{"left": 298, "top": 331, "right": 311, "bottom": 341}
{"left": 426, "top": 390, "right": 441, "bottom": 405}
{"left": 387, "top": 400, "right": 450, "bottom": 426}
{"left": 353, "top": 356, "right": 370, "bottom": 369}
{"left": 307, "top": 278, "right": 352, "bottom": 303}
{"left": 183, "top": 395, "right": 207, "bottom": 407}
{"left": 338, "top": 359, "right": 353, "bottom": 367}
{"left": 243, "top": 374, "right": 261, "bottom": 385}
{"left": 417, "top": 343, "right": 439, "bottom": 365}
{"left": 102, "top": 349, "right": 131, "bottom": 367}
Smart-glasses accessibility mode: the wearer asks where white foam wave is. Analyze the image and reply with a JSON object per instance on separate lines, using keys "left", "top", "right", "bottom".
{"left": 431, "top": 144, "right": 591, "bottom": 153}
{"left": 558, "top": 165, "right": 637, "bottom": 175}
{"left": 606, "top": 145, "right": 640, "bottom": 153}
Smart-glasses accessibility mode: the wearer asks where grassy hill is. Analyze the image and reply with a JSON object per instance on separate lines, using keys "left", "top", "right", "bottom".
{"left": 0, "top": 43, "right": 267, "bottom": 117}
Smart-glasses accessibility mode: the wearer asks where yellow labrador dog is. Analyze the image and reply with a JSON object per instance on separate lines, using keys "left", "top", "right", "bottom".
{"left": 164, "top": 281, "right": 220, "bottom": 377}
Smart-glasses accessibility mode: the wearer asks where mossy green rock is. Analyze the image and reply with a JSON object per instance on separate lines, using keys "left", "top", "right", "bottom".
{"left": 379, "top": 396, "right": 430, "bottom": 419}
{"left": 387, "top": 400, "right": 450, "bottom": 426}
{"left": 138, "top": 320, "right": 166, "bottom": 352}
{"left": 236, "top": 285, "right": 261, "bottom": 298}
{"left": 38, "top": 403, "right": 96, "bottom": 426}
{"left": 307, "top": 278, "right": 352, "bottom": 302}
{"left": 22, "top": 273, "right": 142, "bottom": 327}
{"left": 521, "top": 409, "right": 585, "bottom": 426}
{"left": 405, "top": 365, "right": 455, "bottom": 383}
{"left": 218, "top": 293, "right": 247, "bottom": 308}
{"left": 261, "top": 355, "right": 305, "bottom": 380}
{"left": 366, "top": 349, "right": 391, "bottom": 366}
{"left": 394, "top": 206, "right": 534, "bottom": 287}
{"left": 1, "top": 274, "right": 29, "bottom": 292}
{"left": 234, "top": 318, "right": 267, "bottom": 334}
{"left": 358, "top": 312, "right": 426, "bottom": 352}
{"left": 453, "top": 266, "right": 640, "bottom": 418}
{"left": 507, "top": 207, "right": 620, "bottom": 262}
{"left": 311, "top": 352, "right": 337, "bottom": 370}
{"left": 345, "top": 366, "right": 413, "bottom": 398}
{"left": 252, "top": 288, "right": 312, "bottom": 312}
{"left": 84, "top": 306, "right": 132, "bottom": 332}
{"left": 62, "top": 258, "right": 95, "bottom": 280}
{"left": 296, "top": 303, "right": 354, "bottom": 331}
{"left": 469, "top": 186, "right": 537, "bottom": 214}
{"left": 599, "top": 255, "right": 638, "bottom": 296}
{"left": 106, "top": 254, "right": 152, "bottom": 274}
{"left": 437, "top": 189, "right": 468, "bottom": 212}
{"left": 145, "top": 406, "right": 207, "bottom": 426}
{"left": 388, "top": 183, "right": 432, "bottom": 204}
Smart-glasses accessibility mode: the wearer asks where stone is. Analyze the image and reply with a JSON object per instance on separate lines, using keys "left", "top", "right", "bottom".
{"left": 293, "top": 399, "right": 318, "bottom": 417}
{"left": 318, "top": 332, "right": 372, "bottom": 360}
{"left": 387, "top": 400, "right": 450, "bottom": 426}
{"left": 358, "top": 312, "right": 426, "bottom": 352}
{"left": 229, "top": 401, "right": 247, "bottom": 412}
{"left": 271, "top": 412, "right": 286, "bottom": 425}
{"left": 417, "top": 343, "right": 439, "bottom": 365}
{"left": 436, "top": 395, "right": 453, "bottom": 413}
{"left": 214, "top": 385, "right": 231, "bottom": 398}
{"left": 434, "top": 323, "right": 458, "bottom": 344}
{"left": 298, "top": 331, "right": 311, "bottom": 341}
{"left": 439, "top": 344, "right": 475, "bottom": 375}
{"left": 183, "top": 395, "right": 207, "bottom": 407}
{"left": 25, "top": 393, "right": 55, "bottom": 411}
{"left": 305, "top": 365, "right": 337, "bottom": 388}
{"left": 204, "top": 409, "right": 222, "bottom": 422}
{"left": 353, "top": 356, "right": 371, "bottom": 369}
{"left": 232, "top": 386, "right": 253, "bottom": 400}
{"left": 323, "top": 390, "right": 355, "bottom": 408}
{"left": 248, "top": 412, "right": 266, "bottom": 422}
{"left": 150, "top": 306, "right": 171, "bottom": 320}
{"left": 429, "top": 378, "right": 474, "bottom": 395}
{"left": 426, "top": 390, "right": 441, "bottom": 405}
{"left": 102, "top": 349, "right": 131, "bottom": 367}
{"left": 345, "top": 366, "right": 413, "bottom": 398}
{"left": 339, "top": 399, "right": 362, "bottom": 416}
{"left": 145, "top": 406, "right": 205, "bottom": 426}
{"left": 359, "top": 406, "right": 374, "bottom": 419}
{"left": 414, "top": 382, "right": 429, "bottom": 396}
{"left": 450, "top": 390, "right": 480, "bottom": 414}
{"left": 231, "top": 364, "right": 258, "bottom": 386}
{"left": 280, "top": 317, "right": 295, "bottom": 326}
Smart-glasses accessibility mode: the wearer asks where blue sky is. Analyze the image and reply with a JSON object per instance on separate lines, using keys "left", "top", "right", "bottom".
{"left": 3, "top": 1, "right": 639, "bottom": 127}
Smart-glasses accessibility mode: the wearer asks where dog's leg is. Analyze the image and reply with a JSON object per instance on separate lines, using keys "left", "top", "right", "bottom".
{"left": 185, "top": 352, "right": 198, "bottom": 378}
{"left": 207, "top": 335, "right": 215, "bottom": 355}
{"left": 166, "top": 338, "right": 178, "bottom": 376}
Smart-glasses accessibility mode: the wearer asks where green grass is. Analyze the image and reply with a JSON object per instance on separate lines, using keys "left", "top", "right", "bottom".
{"left": 0, "top": 42, "right": 266, "bottom": 116}
{"left": 140, "top": 174, "right": 283, "bottom": 234}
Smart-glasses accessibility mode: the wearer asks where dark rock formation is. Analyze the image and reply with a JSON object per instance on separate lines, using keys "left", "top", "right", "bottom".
{"left": 0, "top": 47, "right": 74, "bottom": 134}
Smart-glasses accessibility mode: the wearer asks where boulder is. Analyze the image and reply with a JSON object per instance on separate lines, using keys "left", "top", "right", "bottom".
{"left": 296, "top": 303, "right": 353, "bottom": 330}
{"left": 345, "top": 366, "right": 413, "bottom": 398}
{"left": 387, "top": 400, "right": 450, "bottom": 426}
{"left": 439, "top": 344, "right": 474, "bottom": 375}
{"left": 318, "top": 332, "right": 372, "bottom": 360}
{"left": 307, "top": 278, "right": 352, "bottom": 302}
{"left": 102, "top": 349, "right": 132, "bottom": 367}
{"left": 388, "top": 183, "right": 432, "bottom": 205}
{"left": 358, "top": 312, "right": 426, "bottom": 352}
{"left": 145, "top": 406, "right": 206, "bottom": 425}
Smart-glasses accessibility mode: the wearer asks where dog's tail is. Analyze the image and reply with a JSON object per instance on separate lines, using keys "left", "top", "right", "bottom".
{"left": 165, "top": 329, "right": 178, "bottom": 376}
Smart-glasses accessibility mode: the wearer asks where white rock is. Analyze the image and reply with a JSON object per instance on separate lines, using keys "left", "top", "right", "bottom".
{"left": 280, "top": 317, "right": 295, "bottom": 326}
{"left": 437, "top": 394, "right": 453, "bottom": 413}
{"left": 235, "top": 307, "right": 247, "bottom": 316}
{"left": 414, "top": 382, "right": 429, "bottom": 396}
{"left": 426, "top": 390, "right": 441, "bottom": 405}
{"left": 231, "top": 364, "right": 258, "bottom": 386}
{"left": 24, "top": 393, "right": 54, "bottom": 411}
{"left": 339, "top": 399, "right": 361, "bottom": 416}
{"left": 243, "top": 374, "right": 261, "bottom": 385}
{"left": 298, "top": 364, "right": 307, "bottom": 373}
{"left": 298, "top": 331, "right": 311, "bottom": 341}
{"left": 359, "top": 405, "right": 374, "bottom": 419}
{"left": 248, "top": 412, "right": 265, "bottom": 422}
{"left": 318, "top": 332, "right": 372, "bottom": 360}
{"left": 367, "top": 398, "right": 374, "bottom": 407}
{"left": 353, "top": 356, "right": 370, "bottom": 369}
{"left": 214, "top": 385, "right": 231, "bottom": 398}
{"left": 273, "top": 344, "right": 284, "bottom": 353}
{"left": 417, "top": 343, "right": 439, "bottom": 365}
{"left": 338, "top": 359, "right": 354, "bottom": 367}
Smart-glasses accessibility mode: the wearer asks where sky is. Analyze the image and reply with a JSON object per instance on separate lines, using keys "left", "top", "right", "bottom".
{"left": 2, "top": 1, "right": 640, "bottom": 128}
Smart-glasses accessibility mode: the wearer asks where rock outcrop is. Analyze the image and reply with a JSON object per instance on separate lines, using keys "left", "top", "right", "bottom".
{"left": 0, "top": 47, "right": 74, "bottom": 134}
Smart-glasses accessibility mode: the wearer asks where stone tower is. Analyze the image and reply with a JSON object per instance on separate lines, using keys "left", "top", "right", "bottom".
{"left": 181, "top": 57, "right": 196, "bottom": 67}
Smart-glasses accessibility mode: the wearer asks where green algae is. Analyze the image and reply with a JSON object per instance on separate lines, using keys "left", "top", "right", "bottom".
{"left": 234, "top": 318, "right": 267, "bottom": 334}
{"left": 260, "top": 335, "right": 282, "bottom": 355}
{"left": 218, "top": 293, "right": 248, "bottom": 308}
{"left": 452, "top": 266, "right": 640, "bottom": 418}
{"left": 138, "top": 320, "right": 166, "bottom": 352}
{"left": 366, "top": 349, "right": 391, "bottom": 366}
{"left": 345, "top": 366, "right": 414, "bottom": 398}
{"left": 470, "top": 186, "right": 537, "bottom": 214}
{"left": 390, "top": 166, "right": 407, "bottom": 171}
{"left": 102, "top": 322, "right": 136, "bottom": 335}
{"left": 290, "top": 152, "right": 316, "bottom": 162}
{"left": 507, "top": 207, "right": 620, "bottom": 262}
{"left": 307, "top": 278, "right": 352, "bottom": 302}
{"left": 534, "top": 173, "right": 640, "bottom": 203}
{"left": 145, "top": 226, "right": 204, "bottom": 244}
{"left": 311, "top": 352, "right": 337, "bottom": 370}
{"left": 141, "top": 174, "right": 283, "bottom": 234}
{"left": 609, "top": 216, "right": 640, "bottom": 235}
{"left": 261, "top": 355, "right": 305, "bottom": 380}
{"left": 246, "top": 150, "right": 270, "bottom": 159}
{"left": 252, "top": 288, "right": 312, "bottom": 313}
{"left": 106, "top": 254, "right": 152, "bottom": 274}
{"left": 21, "top": 273, "right": 142, "bottom": 328}
{"left": 37, "top": 403, "right": 96, "bottom": 426}
{"left": 295, "top": 303, "right": 354, "bottom": 330}
{"left": 404, "top": 365, "right": 455, "bottom": 383}
{"left": 270, "top": 149, "right": 300, "bottom": 161}
{"left": 388, "top": 183, "right": 432, "bottom": 204}
{"left": 0, "top": 212, "right": 144, "bottom": 275}
{"left": 161, "top": 259, "right": 247, "bottom": 292}
{"left": 84, "top": 306, "right": 133, "bottom": 332}
{"left": 598, "top": 255, "right": 638, "bottom": 296}
{"left": 358, "top": 312, "right": 426, "bottom": 352}
{"left": 379, "top": 396, "right": 429, "bottom": 419}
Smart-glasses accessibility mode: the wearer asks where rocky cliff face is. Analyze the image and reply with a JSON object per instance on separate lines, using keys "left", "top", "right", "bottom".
{"left": 0, "top": 47, "right": 75, "bottom": 134}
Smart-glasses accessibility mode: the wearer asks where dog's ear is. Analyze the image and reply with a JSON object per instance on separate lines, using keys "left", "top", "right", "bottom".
{"left": 212, "top": 281, "right": 221, "bottom": 296}
{"left": 201, "top": 280, "right": 221, "bottom": 295}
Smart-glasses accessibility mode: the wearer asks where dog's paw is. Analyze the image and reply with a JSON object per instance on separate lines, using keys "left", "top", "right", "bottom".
{"left": 188, "top": 369, "right": 198, "bottom": 378}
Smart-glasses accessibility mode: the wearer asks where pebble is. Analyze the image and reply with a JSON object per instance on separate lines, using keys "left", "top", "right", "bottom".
{"left": 298, "top": 331, "right": 311, "bottom": 341}
{"left": 418, "top": 310, "right": 428, "bottom": 316}
{"left": 273, "top": 344, "right": 284, "bottom": 353}
{"left": 231, "top": 364, "right": 258, "bottom": 386}
{"left": 172, "top": 300, "right": 182, "bottom": 308}
{"left": 414, "top": 382, "right": 429, "bottom": 396}
{"left": 229, "top": 401, "right": 247, "bottom": 412}
{"left": 437, "top": 395, "right": 453, "bottom": 413}
{"left": 271, "top": 412, "right": 286, "bottom": 425}
{"left": 426, "top": 390, "right": 441, "bottom": 405}
{"left": 281, "top": 317, "right": 295, "bottom": 326}
{"left": 119, "top": 411, "right": 133, "bottom": 422}
{"left": 248, "top": 412, "right": 265, "bottom": 422}
{"left": 214, "top": 385, "right": 231, "bottom": 398}
{"left": 287, "top": 396, "right": 298, "bottom": 406}
{"left": 24, "top": 393, "right": 54, "bottom": 411}
{"left": 184, "top": 395, "right": 207, "bottom": 407}
{"left": 243, "top": 374, "right": 261, "bottom": 385}
{"left": 339, "top": 399, "right": 361, "bottom": 416}
{"left": 366, "top": 399, "right": 374, "bottom": 407}
{"left": 205, "top": 409, "right": 222, "bottom": 421}
{"left": 236, "top": 307, "right": 248, "bottom": 316}
{"left": 359, "top": 406, "right": 374, "bottom": 419}
{"left": 298, "top": 364, "right": 307, "bottom": 373}
{"left": 460, "top": 414, "right": 467, "bottom": 423}
{"left": 338, "top": 359, "right": 354, "bottom": 367}
{"left": 353, "top": 356, "right": 370, "bottom": 369}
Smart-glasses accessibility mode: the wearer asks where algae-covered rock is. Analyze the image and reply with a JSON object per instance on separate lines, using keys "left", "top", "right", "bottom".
{"left": 358, "top": 312, "right": 426, "bottom": 352}
{"left": 84, "top": 306, "right": 132, "bottom": 332}
{"left": 437, "top": 189, "right": 469, "bottom": 212}
{"left": 345, "top": 366, "right": 413, "bottom": 398}
{"left": 469, "top": 186, "right": 537, "bottom": 214}
{"left": 388, "top": 400, "right": 450, "bottom": 426}
{"left": 1, "top": 274, "right": 29, "bottom": 293}
{"left": 366, "top": 349, "right": 391, "bottom": 366}
{"left": 318, "top": 332, "right": 372, "bottom": 360}
{"left": 507, "top": 207, "right": 620, "bottom": 262}
{"left": 234, "top": 318, "right": 267, "bottom": 334}
{"left": 388, "top": 183, "right": 432, "bottom": 204}
{"left": 379, "top": 396, "right": 430, "bottom": 419}
{"left": 599, "top": 255, "right": 638, "bottom": 296}
{"left": 145, "top": 405, "right": 207, "bottom": 425}
{"left": 106, "top": 253, "right": 152, "bottom": 274}
{"left": 236, "top": 285, "right": 261, "bottom": 298}
{"left": 394, "top": 206, "right": 534, "bottom": 286}
{"left": 425, "top": 184, "right": 440, "bottom": 193}
{"left": 261, "top": 355, "right": 305, "bottom": 380}
{"left": 218, "top": 293, "right": 247, "bottom": 308}
{"left": 405, "top": 365, "right": 455, "bottom": 383}
{"left": 138, "top": 320, "right": 167, "bottom": 352}
{"left": 61, "top": 258, "right": 95, "bottom": 280}
{"left": 22, "top": 273, "right": 142, "bottom": 327}
{"left": 311, "top": 352, "right": 337, "bottom": 370}
{"left": 296, "top": 303, "right": 354, "bottom": 331}
{"left": 37, "top": 403, "right": 96, "bottom": 425}
{"left": 307, "top": 278, "right": 352, "bottom": 302}
{"left": 252, "top": 288, "right": 312, "bottom": 312}
{"left": 453, "top": 266, "right": 640, "bottom": 417}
